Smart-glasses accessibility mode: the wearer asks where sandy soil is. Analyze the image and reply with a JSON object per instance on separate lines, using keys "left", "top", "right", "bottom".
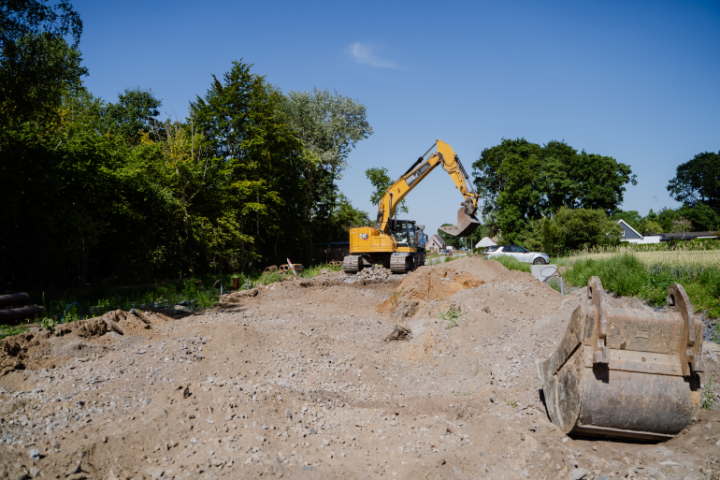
{"left": 0, "top": 256, "right": 718, "bottom": 480}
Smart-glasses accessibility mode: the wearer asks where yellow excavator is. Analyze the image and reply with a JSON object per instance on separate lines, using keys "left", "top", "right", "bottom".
{"left": 344, "top": 140, "right": 480, "bottom": 274}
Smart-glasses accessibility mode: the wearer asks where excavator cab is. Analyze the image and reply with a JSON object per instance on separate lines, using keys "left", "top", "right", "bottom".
{"left": 390, "top": 219, "right": 416, "bottom": 247}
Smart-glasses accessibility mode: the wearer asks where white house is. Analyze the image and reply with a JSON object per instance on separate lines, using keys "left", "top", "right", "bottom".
{"left": 616, "top": 219, "right": 662, "bottom": 244}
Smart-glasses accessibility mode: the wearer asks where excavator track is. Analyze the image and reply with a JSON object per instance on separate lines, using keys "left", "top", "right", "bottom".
{"left": 343, "top": 255, "right": 362, "bottom": 274}
{"left": 390, "top": 253, "right": 411, "bottom": 274}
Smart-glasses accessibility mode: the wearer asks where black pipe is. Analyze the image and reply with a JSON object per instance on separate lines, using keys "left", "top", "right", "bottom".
{"left": 0, "top": 293, "right": 30, "bottom": 307}
{"left": 0, "top": 306, "right": 45, "bottom": 323}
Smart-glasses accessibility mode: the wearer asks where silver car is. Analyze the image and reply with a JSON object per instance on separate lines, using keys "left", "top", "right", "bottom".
{"left": 483, "top": 245, "right": 549, "bottom": 265}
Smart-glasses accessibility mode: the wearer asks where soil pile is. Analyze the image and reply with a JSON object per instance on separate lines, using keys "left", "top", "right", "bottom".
{"left": 0, "top": 309, "right": 174, "bottom": 376}
{"left": 377, "top": 256, "right": 508, "bottom": 318}
{"left": 0, "top": 259, "right": 717, "bottom": 480}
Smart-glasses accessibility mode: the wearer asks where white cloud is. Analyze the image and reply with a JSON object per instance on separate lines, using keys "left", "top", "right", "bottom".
{"left": 347, "top": 42, "right": 398, "bottom": 68}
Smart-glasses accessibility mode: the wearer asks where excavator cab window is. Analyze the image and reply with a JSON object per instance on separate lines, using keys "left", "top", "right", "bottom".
{"left": 406, "top": 222, "right": 416, "bottom": 247}
{"left": 391, "top": 220, "right": 416, "bottom": 246}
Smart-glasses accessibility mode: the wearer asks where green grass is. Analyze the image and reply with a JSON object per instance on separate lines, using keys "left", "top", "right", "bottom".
{"left": 0, "top": 324, "right": 27, "bottom": 340}
{"left": 494, "top": 255, "right": 532, "bottom": 273}
{"left": 0, "top": 261, "right": 349, "bottom": 339}
{"left": 563, "top": 253, "right": 720, "bottom": 320}
{"left": 302, "top": 263, "right": 344, "bottom": 277}
{"left": 703, "top": 376, "right": 714, "bottom": 410}
{"left": 438, "top": 308, "right": 462, "bottom": 329}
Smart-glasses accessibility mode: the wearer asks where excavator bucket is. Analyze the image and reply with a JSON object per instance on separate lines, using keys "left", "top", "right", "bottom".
{"left": 538, "top": 277, "right": 704, "bottom": 441}
{"left": 439, "top": 203, "right": 481, "bottom": 237}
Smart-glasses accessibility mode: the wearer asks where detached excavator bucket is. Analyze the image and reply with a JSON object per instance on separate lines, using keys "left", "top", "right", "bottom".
{"left": 538, "top": 277, "right": 704, "bottom": 441}
{"left": 439, "top": 204, "right": 481, "bottom": 237}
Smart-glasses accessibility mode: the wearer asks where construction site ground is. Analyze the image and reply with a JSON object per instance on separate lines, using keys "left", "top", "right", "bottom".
{"left": 0, "top": 257, "right": 718, "bottom": 480}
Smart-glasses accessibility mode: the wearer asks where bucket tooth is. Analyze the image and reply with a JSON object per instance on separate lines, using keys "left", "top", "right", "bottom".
{"left": 537, "top": 276, "right": 704, "bottom": 440}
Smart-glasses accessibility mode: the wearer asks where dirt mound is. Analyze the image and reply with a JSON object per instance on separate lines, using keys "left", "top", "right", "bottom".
{"left": 377, "top": 256, "right": 507, "bottom": 316}
{"left": 0, "top": 308, "right": 174, "bottom": 376}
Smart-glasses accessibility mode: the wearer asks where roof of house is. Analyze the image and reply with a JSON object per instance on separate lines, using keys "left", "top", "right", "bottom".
{"left": 616, "top": 219, "right": 644, "bottom": 239}
{"left": 660, "top": 231, "right": 718, "bottom": 241}
{"left": 428, "top": 234, "right": 446, "bottom": 247}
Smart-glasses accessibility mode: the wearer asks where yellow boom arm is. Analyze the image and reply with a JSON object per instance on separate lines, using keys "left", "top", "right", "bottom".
{"left": 376, "top": 140, "right": 480, "bottom": 237}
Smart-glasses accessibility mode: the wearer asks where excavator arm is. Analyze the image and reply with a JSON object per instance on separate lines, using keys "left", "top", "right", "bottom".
{"left": 376, "top": 140, "right": 480, "bottom": 236}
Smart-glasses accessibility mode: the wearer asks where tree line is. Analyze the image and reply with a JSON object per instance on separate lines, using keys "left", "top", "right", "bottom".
{"left": 3, "top": 1, "right": 718, "bottom": 290}
{"left": 1, "top": 1, "right": 371, "bottom": 291}
{"left": 435, "top": 139, "right": 718, "bottom": 254}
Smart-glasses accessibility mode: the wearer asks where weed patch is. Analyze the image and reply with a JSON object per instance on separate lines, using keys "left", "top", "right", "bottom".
{"left": 0, "top": 324, "right": 27, "bottom": 339}
{"left": 564, "top": 253, "right": 720, "bottom": 318}
{"left": 494, "top": 255, "right": 532, "bottom": 273}
{"left": 438, "top": 308, "right": 462, "bottom": 329}
{"left": 702, "top": 376, "right": 714, "bottom": 410}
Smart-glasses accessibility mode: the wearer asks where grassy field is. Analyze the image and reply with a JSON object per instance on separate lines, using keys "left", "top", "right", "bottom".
{"left": 559, "top": 248, "right": 720, "bottom": 268}
{"left": 561, "top": 252, "right": 720, "bottom": 325}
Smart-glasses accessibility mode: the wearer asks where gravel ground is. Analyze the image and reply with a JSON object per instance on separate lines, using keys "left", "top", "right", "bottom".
{"left": 0, "top": 257, "right": 718, "bottom": 480}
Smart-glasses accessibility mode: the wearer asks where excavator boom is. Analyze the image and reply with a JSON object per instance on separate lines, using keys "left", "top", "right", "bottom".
{"left": 376, "top": 140, "right": 480, "bottom": 237}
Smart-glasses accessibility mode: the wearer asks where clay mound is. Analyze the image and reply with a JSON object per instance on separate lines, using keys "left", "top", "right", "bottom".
{"left": 377, "top": 256, "right": 506, "bottom": 315}
{"left": 0, "top": 308, "right": 174, "bottom": 376}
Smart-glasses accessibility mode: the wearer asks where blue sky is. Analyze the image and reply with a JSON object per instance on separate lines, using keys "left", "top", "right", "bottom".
{"left": 74, "top": 0, "right": 720, "bottom": 237}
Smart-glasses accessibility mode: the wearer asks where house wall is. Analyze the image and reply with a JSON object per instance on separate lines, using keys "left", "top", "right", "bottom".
{"left": 626, "top": 235, "right": 662, "bottom": 244}
{"left": 619, "top": 222, "right": 643, "bottom": 241}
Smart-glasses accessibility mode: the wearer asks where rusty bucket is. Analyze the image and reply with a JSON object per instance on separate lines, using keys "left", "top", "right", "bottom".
{"left": 538, "top": 276, "right": 704, "bottom": 440}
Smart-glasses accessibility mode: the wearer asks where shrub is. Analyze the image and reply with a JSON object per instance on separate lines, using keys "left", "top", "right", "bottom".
{"left": 563, "top": 253, "right": 647, "bottom": 297}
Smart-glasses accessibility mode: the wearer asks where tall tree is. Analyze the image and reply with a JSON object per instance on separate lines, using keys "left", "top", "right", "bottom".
{"left": 102, "top": 88, "right": 162, "bottom": 143}
{"left": 667, "top": 151, "right": 720, "bottom": 213}
{"left": 676, "top": 204, "right": 720, "bottom": 232}
{"left": 364, "top": 167, "right": 408, "bottom": 217}
{"left": 472, "top": 138, "right": 636, "bottom": 243}
{"left": 281, "top": 88, "right": 372, "bottom": 249}
{"left": 472, "top": 138, "right": 544, "bottom": 243}
{"left": 0, "top": 0, "right": 82, "bottom": 48}
{"left": 190, "top": 60, "right": 307, "bottom": 269}
{"left": 0, "top": 32, "right": 87, "bottom": 129}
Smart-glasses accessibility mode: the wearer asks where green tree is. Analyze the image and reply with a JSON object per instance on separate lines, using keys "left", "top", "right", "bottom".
{"left": 639, "top": 219, "right": 663, "bottom": 234}
{"left": 102, "top": 87, "right": 162, "bottom": 143}
{"left": 0, "top": 0, "right": 82, "bottom": 48}
{"left": 0, "top": 32, "right": 87, "bottom": 129}
{"left": 554, "top": 208, "right": 622, "bottom": 251}
{"left": 364, "top": 167, "right": 408, "bottom": 217}
{"left": 281, "top": 88, "right": 373, "bottom": 249}
{"left": 190, "top": 60, "right": 307, "bottom": 270}
{"left": 611, "top": 210, "right": 643, "bottom": 231}
{"left": 667, "top": 151, "right": 720, "bottom": 212}
{"left": 672, "top": 217, "right": 693, "bottom": 233}
{"left": 472, "top": 138, "right": 635, "bottom": 243}
{"left": 657, "top": 207, "right": 679, "bottom": 233}
{"left": 677, "top": 204, "right": 720, "bottom": 232}
{"left": 472, "top": 138, "right": 544, "bottom": 243}
{"left": 540, "top": 218, "right": 560, "bottom": 256}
